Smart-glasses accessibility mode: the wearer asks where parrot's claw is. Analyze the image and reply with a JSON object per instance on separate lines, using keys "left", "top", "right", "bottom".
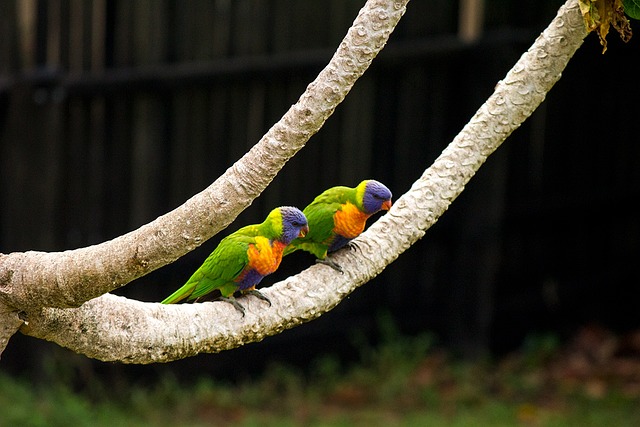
{"left": 347, "top": 241, "right": 361, "bottom": 252}
{"left": 218, "top": 296, "right": 246, "bottom": 317}
{"left": 245, "top": 289, "right": 272, "bottom": 307}
{"left": 316, "top": 258, "right": 344, "bottom": 273}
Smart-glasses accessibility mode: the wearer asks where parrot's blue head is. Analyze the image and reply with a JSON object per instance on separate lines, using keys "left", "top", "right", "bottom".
{"left": 361, "top": 180, "right": 393, "bottom": 215}
{"left": 278, "top": 206, "right": 309, "bottom": 244}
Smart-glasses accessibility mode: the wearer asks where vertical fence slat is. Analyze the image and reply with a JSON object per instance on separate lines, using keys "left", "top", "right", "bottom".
{"left": 127, "top": 0, "right": 169, "bottom": 228}
{"left": 88, "top": 0, "right": 107, "bottom": 243}
{"left": 64, "top": 0, "right": 86, "bottom": 247}
{"left": 16, "top": 0, "right": 38, "bottom": 68}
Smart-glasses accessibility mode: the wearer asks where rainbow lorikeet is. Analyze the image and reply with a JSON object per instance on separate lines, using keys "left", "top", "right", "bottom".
{"left": 285, "top": 179, "right": 392, "bottom": 272}
{"left": 162, "top": 206, "right": 309, "bottom": 316}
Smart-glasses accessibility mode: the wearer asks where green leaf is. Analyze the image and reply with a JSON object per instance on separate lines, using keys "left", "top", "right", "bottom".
{"left": 623, "top": 0, "right": 640, "bottom": 19}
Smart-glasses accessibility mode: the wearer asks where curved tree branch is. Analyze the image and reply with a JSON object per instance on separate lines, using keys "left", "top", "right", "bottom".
{"left": 0, "top": 0, "right": 409, "bottom": 355}
{"left": 16, "top": 0, "right": 587, "bottom": 363}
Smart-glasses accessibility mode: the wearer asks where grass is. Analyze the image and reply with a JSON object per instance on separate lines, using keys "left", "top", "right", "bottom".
{"left": 2, "top": 321, "right": 640, "bottom": 426}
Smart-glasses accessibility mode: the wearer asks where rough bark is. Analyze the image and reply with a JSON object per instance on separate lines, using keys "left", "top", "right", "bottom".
{"left": 3, "top": 0, "right": 588, "bottom": 363}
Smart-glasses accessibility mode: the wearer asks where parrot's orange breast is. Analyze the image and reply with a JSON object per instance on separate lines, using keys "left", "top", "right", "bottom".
{"left": 246, "top": 237, "right": 286, "bottom": 276}
{"left": 333, "top": 202, "right": 369, "bottom": 239}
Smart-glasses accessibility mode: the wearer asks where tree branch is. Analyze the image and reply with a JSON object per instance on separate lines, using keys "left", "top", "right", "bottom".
{"left": 0, "top": 0, "right": 408, "bottom": 313}
{"left": 18, "top": 0, "right": 587, "bottom": 363}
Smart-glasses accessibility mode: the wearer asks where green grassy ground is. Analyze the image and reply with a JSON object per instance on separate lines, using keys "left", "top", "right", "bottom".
{"left": 2, "top": 325, "right": 640, "bottom": 426}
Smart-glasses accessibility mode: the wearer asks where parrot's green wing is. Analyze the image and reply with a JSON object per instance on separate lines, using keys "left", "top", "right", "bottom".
{"left": 161, "top": 234, "right": 251, "bottom": 304}
{"left": 234, "top": 223, "right": 261, "bottom": 237}
{"left": 285, "top": 186, "right": 355, "bottom": 258}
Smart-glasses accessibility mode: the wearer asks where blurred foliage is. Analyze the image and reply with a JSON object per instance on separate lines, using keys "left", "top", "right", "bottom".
{"left": 1, "top": 321, "right": 640, "bottom": 426}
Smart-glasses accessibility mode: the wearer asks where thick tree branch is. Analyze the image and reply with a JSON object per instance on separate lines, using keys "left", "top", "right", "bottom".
{"left": 0, "top": 0, "right": 408, "bottom": 316}
{"left": 19, "top": 0, "right": 587, "bottom": 363}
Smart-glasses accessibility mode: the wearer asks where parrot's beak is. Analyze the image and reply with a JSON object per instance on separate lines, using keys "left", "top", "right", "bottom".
{"left": 299, "top": 225, "right": 309, "bottom": 238}
{"left": 382, "top": 200, "right": 392, "bottom": 211}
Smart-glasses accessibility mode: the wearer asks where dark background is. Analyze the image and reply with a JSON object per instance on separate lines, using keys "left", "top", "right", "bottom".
{"left": 1, "top": 0, "right": 639, "bottom": 385}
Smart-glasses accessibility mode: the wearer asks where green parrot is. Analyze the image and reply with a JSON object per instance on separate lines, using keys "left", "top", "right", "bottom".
{"left": 162, "top": 206, "right": 309, "bottom": 316}
{"left": 285, "top": 179, "right": 392, "bottom": 271}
